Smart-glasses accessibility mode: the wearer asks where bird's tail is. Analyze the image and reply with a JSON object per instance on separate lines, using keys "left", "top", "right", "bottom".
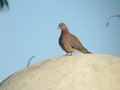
{"left": 81, "top": 47, "right": 92, "bottom": 54}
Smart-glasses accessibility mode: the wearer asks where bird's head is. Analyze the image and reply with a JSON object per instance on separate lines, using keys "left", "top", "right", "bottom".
{"left": 57, "top": 23, "right": 68, "bottom": 31}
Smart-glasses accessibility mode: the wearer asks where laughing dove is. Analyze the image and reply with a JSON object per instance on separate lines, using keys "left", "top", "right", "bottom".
{"left": 58, "top": 23, "right": 91, "bottom": 55}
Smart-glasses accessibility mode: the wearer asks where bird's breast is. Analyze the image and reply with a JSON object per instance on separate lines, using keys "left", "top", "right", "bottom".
{"left": 59, "top": 33, "right": 70, "bottom": 47}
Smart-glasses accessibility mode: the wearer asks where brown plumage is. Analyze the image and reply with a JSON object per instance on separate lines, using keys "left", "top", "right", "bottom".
{"left": 58, "top": 23, "right": 91, "bottom": 55}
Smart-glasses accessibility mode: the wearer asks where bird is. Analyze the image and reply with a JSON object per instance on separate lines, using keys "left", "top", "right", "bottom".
{"left": 58, "top": 22, "right": 91, "bottom": 56}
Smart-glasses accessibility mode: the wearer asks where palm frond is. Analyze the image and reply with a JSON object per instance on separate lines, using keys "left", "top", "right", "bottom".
{"left": 0, "top": 0, "right": 9, "bottom": 10}
{"left": 106, "top": 15, "right": 120, "bottom": 27}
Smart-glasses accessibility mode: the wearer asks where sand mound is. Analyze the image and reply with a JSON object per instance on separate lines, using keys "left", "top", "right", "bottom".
{"left": 0, "top": 54, "right": 120, "bottom": 90}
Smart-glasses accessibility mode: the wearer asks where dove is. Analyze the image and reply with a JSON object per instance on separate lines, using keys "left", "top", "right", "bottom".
{"left": 58, "top": 23, "right": 91, "bottom": 55}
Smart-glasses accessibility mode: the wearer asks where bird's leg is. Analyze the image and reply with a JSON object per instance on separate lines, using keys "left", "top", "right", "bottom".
{"left": 64, "top": 53, "right": 72, "bottom": 56}
{"left": 64, "top": 53, "right": 68, "bottom": 56}
{"left": 69, "top": 53, "right": 72, "bottom": 56}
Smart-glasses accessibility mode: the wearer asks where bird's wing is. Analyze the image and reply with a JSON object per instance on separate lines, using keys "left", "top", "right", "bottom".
{"left": 69, "top": 34, "right": 84, "bottom": 50}
{"left": 69, "top": 34, "right": 92, "bottom": 53}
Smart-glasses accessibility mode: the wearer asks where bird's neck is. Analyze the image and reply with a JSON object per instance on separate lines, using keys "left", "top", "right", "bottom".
{"left": 61, "top": 28, "right": 70, "bottom": 34}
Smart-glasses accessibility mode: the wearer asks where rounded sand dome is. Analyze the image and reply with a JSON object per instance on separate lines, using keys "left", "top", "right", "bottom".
{"left": 0, "top": 54, "right": 120, "bottom": 90}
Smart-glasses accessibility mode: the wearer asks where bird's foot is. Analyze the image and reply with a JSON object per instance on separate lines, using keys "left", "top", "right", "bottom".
{"left": 64, "top": 53, "right": 72, "bottom": 56}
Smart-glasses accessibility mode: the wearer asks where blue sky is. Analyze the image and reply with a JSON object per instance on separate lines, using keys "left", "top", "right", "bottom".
{"left": 0, "top": 0, "right": 120, "bottom": 82}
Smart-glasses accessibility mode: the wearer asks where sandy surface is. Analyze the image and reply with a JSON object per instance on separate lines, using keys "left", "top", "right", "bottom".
{"left": 0, "top": 54, "right": 120, "bottom": 90}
